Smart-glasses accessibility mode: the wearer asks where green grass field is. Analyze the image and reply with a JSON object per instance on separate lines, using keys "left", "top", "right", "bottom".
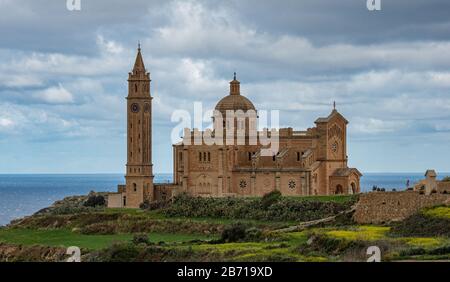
{"left": 0, "top": 228, "right": 215, "bottom": 250}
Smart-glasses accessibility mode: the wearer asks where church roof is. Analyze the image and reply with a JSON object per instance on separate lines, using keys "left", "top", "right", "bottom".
{"left": 315, "top": 109, "right": 348, "bottom": 124}
{"left": 425, "top": 169, "right": 437, "bottom": 177}
{"left": 332, "top": 168, "right": 362, "bottom": 177}
{"left": 215, "top": 95, "right": 256, "bottom": 114}
{"left": 133, "top": 45, "right": 146, "bottom": 72}
{"left": 215, "top": 73, "right": 256, "bottom": 116}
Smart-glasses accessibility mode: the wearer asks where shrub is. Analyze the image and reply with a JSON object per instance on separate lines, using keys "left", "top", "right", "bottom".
{"left": 244, "top": 227, "right": 263, "bottom": 241}
{"left": 299, "top": 233, "right": 365, "bottom": 256}
{"left": 221, "top": 223, "right": 247, "bottom": 243}
{"left": 139, "top": 201, "right": 150, "bottom": 210}
{"left": 442, "top": 176, "right": 450, "bottom": 182}
{"left": 261, "top": 190, "right": 282, "bottom": 209}
{"left": 399, "top": 245, "right": 450, "bottom": 257}
{"left": 163, "top": 193, "right": 355, "bottom": 222}
{"left": 80, "top": 222, "right": 116, "bottom": 235}
{"left": 83, "top": 195, "right": 106, "bottom": 207}
{"left": 219, "top": 223, "right": 264, "bottom": 243}
{"left": 96, "top": 243, "right": 140, "bottom": 262}
{"left": 399, "top": 247, "right": 426, "bottom": 257}
{"left": 140, "top": 200, "right": 171, "bottom": 210}
{"left": 132, "top": 233, "right": 150, "bottom": 245}
{"left": 390, "top": 213, "right": 450, "bottom": 237}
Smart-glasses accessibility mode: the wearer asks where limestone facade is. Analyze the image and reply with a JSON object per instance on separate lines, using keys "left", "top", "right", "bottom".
{"left": 172, "top": 74, "right": 361, "bottom": 198}
{"left": 108, "top": 48, "right": 362, "bottom": 208}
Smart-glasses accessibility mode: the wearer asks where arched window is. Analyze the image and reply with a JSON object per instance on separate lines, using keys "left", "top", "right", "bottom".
{"left": 199, "top": 152, "right": 202, "bottom": 161}
{"left": 203, "top": 152, "right": 207, "bottom": 162}
{"left": 133, "top": 183, "right": 137, "bottom": 192}
{"left": 208, "top": 152, "right": 211, "bottom": 162}
{"left": 135, "top": 84, "right": 138, "bottom": 92}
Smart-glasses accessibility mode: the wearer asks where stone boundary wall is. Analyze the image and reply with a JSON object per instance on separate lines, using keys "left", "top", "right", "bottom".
{"left": 353, "top": 191, "right": 450, "bottom": 224}
{"left": 438, "top": 181, "right": 450, "bottom": 193}
{"left": 154, "top": 183, "right": 180, "bottom": 201}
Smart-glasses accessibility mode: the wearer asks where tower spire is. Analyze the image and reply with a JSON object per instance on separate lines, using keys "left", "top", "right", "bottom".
{"left": 133, "top": 45, "right": 145, "bottom": 73}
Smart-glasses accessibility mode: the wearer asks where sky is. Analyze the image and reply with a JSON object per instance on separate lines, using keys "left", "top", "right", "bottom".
{"left": 0, "top": 0, "right": 449, "bottom": 174}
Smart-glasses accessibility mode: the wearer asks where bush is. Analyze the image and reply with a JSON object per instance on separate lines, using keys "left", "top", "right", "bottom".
{"left": 132, "top": 233, "right": 150, "bottom": 245}
{"left": 390, "top": 213, "right": 450, "bottom": 237}
{"left": 80, "top": 222, "right": 116, "bottom": 235}
{"left": 140, "top": 200, "right": 170, "bottom": 210}
{"left": 261, "top": 190, "right": 282, "bottom": 209}
{"left": 442, "top": 176, "right": 450, "bottom": 182}
{"left": 83, "top": 195, "right": 105, "bottom": 207}
{"left": 96, "top": 243, "right": 140, "bottom": 262}
{"left": 299, "top": 233, "right": 366, "bottom": 256}
{"left": 221, "top": 223, "right": 247, "bottom": 243}
{"left": 399, "top": 245, "right": 450, "bottom": 257}
{"left": 162, "top": 193, "right": 355, "bottom": 222}
{"left": 244, "top": 227, "right": 263, "bottom": 241}
{"left": 220, "top": 224, "right": 263, "bottom": 243}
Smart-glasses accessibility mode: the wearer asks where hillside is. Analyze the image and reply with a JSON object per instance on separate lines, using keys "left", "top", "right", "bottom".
{"left": 0, "top": 192, "right": 449, "bottom": 262}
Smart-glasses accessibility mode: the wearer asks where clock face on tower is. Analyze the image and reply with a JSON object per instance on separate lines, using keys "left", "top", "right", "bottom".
{"left": 130, "top": 103, "right": 140, "bottom": 113}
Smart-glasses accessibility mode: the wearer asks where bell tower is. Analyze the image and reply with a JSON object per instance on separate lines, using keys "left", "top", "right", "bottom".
{"left": 124, "top": 44, "right": 154, "bottom": 208}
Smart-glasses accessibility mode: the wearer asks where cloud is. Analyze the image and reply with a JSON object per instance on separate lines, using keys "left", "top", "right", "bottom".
{"left": 351, "top": 118, "right": 408, "bottom": 134}
{"left": 0, "top": 0, "right": 450, "bottom": 172}
{"left": 33, "top": 83, "right": 74, "bottom": 104}
{"left": 96, "top": 35, "right": 124, "bottom": 55}
{"left": 0, "top": 117, "right": 14, "bottom": 128}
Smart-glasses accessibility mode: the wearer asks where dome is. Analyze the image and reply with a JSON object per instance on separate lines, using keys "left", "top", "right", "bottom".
{"left": 215, "top": 94, "right": 256, "bottom": 116}
{"left": 214, "top": 73, "right": 256, "bottom": 117}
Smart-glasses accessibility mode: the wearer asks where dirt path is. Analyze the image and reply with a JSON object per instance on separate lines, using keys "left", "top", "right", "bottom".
{"left": 271, "top": 205, "right": 357, "bottom": 233}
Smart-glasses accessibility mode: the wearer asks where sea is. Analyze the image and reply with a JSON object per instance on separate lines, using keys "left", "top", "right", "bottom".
{"left": 0, "top": 172, "right": 449, "bottom": 226}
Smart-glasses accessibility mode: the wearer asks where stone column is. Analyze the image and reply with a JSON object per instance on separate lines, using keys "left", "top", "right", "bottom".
{"left": 301, "top": 173, "right": 307, "bottom": 195}
{"left": 275, "top": 172, "right": 280, "bottom": 191}
{"left": 218, "top": 148, "right": 223, "bottom": 196}
{"left": 251, "top": 172, "right": 256, "bottom": 194}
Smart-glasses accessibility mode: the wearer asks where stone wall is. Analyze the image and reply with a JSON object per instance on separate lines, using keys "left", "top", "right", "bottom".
{"left": 438, "top": 182, "right": 450, "bottom": 193}
{"left": 154, "top": 183, "right": 180, "bottom": 201}
{"left": 107, "top": 193, "right": 124, "bottom": 208}
{"left": 353, "top": 191, "right": 450, "bottom": 224}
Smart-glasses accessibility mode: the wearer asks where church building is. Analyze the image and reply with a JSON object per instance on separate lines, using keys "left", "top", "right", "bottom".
{"left": 108, "top": 47, "right": 362, "bottom": 208}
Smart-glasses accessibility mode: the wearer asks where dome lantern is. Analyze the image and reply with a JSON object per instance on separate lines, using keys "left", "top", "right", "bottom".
{"left": 230, "top": 72, "right": 240, "bottom": 95}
